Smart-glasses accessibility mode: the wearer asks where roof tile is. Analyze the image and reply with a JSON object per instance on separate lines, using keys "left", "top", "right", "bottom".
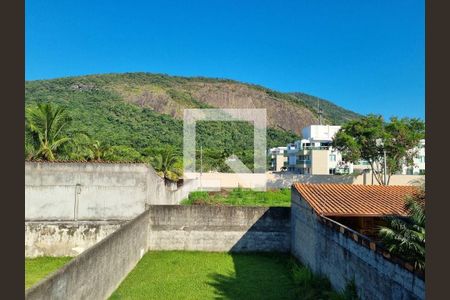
{"left": 293, "top": 183, "right": 418, "bottom": 217}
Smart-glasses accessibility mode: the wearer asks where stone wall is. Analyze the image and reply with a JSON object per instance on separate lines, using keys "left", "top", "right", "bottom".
{"left": 25, "top": 162, "right": 198, "bottom": 221}
{"left": 148, "top": 205, "right": 291, "bottom": 252}
{"left": 25, "top": 210, "right": 151, "bottom": 300}
{"left": 290, "top": 187, "right": 425, "bottom": 300}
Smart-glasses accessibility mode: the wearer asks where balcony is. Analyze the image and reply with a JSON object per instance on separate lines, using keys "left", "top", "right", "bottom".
{"left": 303, "top": 146, "right": 330, "bottom": 150}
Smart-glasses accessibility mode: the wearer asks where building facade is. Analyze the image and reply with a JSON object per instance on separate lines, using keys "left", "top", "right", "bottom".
{"left": 401, "top": 139, "right": 425, "bottom": 175}
{"left": 268, "top": 147, "right": 288, "bottom": 172}
{"left": 285, "top": 125, "right": 352, "bottom": 175}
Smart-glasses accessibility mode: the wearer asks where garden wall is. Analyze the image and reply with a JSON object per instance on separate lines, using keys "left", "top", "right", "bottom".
{"left": 191, "top": 172, "right": 422, "bottom": 189}
{"left": 25, "top": 162, "right": 198, "bottom": 220}
{"left": 25, "top": 221, "right": 125, "bottom": 257}
{"left": 26, "top": 206, "right": 291, "bottom": 299}
{"left": 147, "top": 205, "right": 291, "bottom": 252}
{"left": 290, "top": 187, "right": 425, "bottom": 300}
{"left": 25, "top": 210, "right": 151, "bottom": 300}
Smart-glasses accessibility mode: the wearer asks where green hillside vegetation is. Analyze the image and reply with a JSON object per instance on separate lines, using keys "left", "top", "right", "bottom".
{"left": 25, "top": 73, "right": 362, "bottom": 176}
{"left": 289, "top": 92, "right": 362, "bottom": 125}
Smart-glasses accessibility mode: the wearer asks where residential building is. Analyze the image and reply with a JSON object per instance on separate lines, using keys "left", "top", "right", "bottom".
{"left": 285, "top": 125, "right": 352, "bottom": 175}
{"left": 353, "top": 139, "right": 426, "bottom": 176}
{"left": 268, "top": 147, "right": 288, "bottom": 171}
{"left": 292, "top": 183, "right": 418, "bottom": 239}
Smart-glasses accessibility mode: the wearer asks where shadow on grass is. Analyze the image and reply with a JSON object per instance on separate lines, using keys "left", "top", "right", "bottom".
{"left": 206, "top": 208, "right": 347, "bottom": 300}
{"left": 208, "top": 253, "right": 299, "bottom": 300}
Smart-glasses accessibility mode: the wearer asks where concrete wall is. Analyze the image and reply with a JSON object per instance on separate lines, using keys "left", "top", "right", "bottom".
{"left": 26, "top": 210, "right": 151, "bottom": 300}
{"left": 192, "top": 172, "right": 423, "bottom": 189}
{"left": 148, "top": 205, "right": 291, "bottom": 252}
{"left": 25, "top": 162, "right": 198, "bottom": 221}
{"left": 290, "top": 188, "right": 425, "bottom": 300}
{"left": 25, "top": 221, "right": 125, "bottom": 257}
{"left": 26, "top": 206, "right": 291, "bottom": 299}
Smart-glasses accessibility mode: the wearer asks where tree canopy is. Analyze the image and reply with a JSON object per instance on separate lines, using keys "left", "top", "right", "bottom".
{"left": 332, "top": 115, "right": 425, "bottom": 185}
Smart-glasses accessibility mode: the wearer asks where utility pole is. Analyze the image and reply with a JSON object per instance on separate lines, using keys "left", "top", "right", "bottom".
{"left": 383, "top": 149, "right": 387, "bottom": 185}
{"left": 317, "top": 99, "right": 323, "bottom": 125}
{"left": 200, "top": 144, "right": 203, "bottom": 191}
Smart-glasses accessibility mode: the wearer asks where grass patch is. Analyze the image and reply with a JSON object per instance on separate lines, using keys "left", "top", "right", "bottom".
{"left": 110, "top": 251, "right": 346, "bottom": 300}
{"left": 25, "top": 256, "right": 72, "bottom": 289}
{"left": 180, "top": 188, "right": 291, "bottom": 207}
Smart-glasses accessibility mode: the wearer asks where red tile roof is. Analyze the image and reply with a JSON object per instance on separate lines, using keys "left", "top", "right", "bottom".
{"left": 293, "top": 183, "right": 418, "bottom": 217}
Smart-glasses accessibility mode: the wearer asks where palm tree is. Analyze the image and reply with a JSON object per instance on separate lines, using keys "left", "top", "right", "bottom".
{"left": 26, "top": 103, "right": 71, "bottom": 161}
{"left": 379, "top": 182, "right": 425, "bottom": 271}
{"left": 91, "top": 140, "right": 110, "bottom": 161}
{"left": 149, "top": 148, "right": 183, "bottom": 183}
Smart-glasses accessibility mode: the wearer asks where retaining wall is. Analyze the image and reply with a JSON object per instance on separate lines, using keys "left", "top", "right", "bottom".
{"left": 25, "top": 210, "right": 151, "bottom": 300}
{"left": 25, "top": 162, "right": 198, "bottom": 220}
{"left": 290, "top": 187, "right": 425, "bottom": 300}
{"left": 25, "top": 205, "right": 291, "bottom": 299}
{"left": 25, "top": 221, "right": 125, "bottom": 257}
{"left": 148, "top": 205, "right": 291, "bottom": 252}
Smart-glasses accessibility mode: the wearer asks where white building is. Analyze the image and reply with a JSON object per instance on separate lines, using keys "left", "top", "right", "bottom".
{"left": 285, "top": 125, "right": 353, "bottom": 175}
{"left": 401, "top": 139, "right": 425, "bottom": 175}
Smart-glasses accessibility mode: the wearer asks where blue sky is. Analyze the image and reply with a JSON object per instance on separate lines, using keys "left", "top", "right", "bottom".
{"left": 26, "top": 0, "right": 425, "bottom": 119}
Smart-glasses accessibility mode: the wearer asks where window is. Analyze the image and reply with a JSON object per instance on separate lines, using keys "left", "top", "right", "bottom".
{"left": 298, "top": 155, "right": 310, "bottom": 161}
{"left": 329, "top": 154, "right": 336, "bottom": 162}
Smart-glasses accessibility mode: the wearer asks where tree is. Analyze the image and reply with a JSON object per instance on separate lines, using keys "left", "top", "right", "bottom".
{"left": 148, "top": 147, "right": 183, "bottom": 182}
{"left": 60, "top": 133, "right": 95, "bottom": 161}
{"left": 90, "top": 140, "right": 110, "bottom": 161}
{"left": 379, "top": 180, "right": 425, "bottom": 271}
{"left": 103, "top": 145, "right": 142, "bottom": 162}
{"left": 25, "top": 103, "right": 71, "bottom": 161}
{"left": 332, "top": 115, "right": 425, "bottom": 185}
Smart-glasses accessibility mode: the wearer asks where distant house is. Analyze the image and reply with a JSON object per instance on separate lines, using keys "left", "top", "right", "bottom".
{"left": 284, "top": 125, "right": 426, "bottom": 176}
{"left": 292, "top": 183, "right": 418, "bottom": 240}
{"left": 268, "top": 147, "right": 288, "bottom": 172}
{"left": 285, "top": 125, "right": 353, "bottom": 175}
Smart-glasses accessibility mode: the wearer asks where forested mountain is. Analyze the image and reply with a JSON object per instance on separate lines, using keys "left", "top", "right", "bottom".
{"left": 25, "top": 73, "right": 361, "bottom": 171}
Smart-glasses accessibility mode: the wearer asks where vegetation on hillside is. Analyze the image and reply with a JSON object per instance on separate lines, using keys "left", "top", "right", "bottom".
{"left": 379, "top": 181, "right": 425, "bottom": 271}
{"left": 25, "top": 74, "right": 302, "bottom": 173}
{"left": 289, "top": 92, "right": 362, "bottom": 125}
{"left": 25, "top": 73, "right": 364, "bottom": 174}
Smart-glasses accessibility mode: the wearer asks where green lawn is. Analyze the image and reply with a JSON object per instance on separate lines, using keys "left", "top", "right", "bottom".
{"left": 180, "top": 188, "right": 291, "bottom": 207}
{"left": 110, "top": 251, "right": 346, "bottom": 300}
{"left": 25, "top": 256, "right": 72, "bottom": 289}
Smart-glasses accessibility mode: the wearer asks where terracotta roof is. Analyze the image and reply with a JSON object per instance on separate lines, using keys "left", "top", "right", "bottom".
{"left": 293, "top": 183, "right": 418, "bottom": 217}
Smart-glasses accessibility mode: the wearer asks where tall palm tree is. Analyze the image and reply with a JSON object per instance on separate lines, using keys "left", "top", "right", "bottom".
{"left": 149, "top": 148, "right": 183, "bottom": 182}
{"left": 379, "top": 182, "right": 425, "bottom": 271}
{"left": 25, "top": 103, "right": 71, "bottom": 161}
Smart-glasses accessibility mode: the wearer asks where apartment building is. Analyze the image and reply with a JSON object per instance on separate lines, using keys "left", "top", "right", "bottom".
{"left": 285, "top": 125, "right": 353, "bottom": 175}
{"left": 268, "top": 147, "right": 288, "bottom": 172}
